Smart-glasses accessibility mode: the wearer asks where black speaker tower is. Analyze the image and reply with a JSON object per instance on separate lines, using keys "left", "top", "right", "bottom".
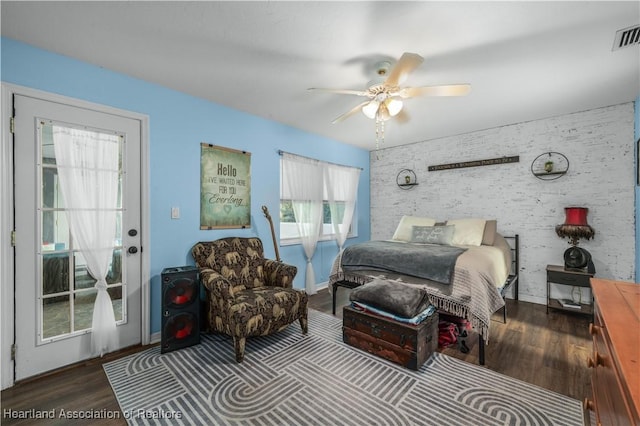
{"left": 161, "top": 266, "right": 200, "bottom": 354}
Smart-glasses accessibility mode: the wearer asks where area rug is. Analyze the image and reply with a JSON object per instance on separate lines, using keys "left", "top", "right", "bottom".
{"left": 104, "top": 309, "right": 584, "bottom": 425}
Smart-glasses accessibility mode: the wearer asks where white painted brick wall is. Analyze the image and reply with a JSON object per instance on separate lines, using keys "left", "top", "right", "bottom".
{"left": 370, "top": 103, "right": 635, "bottom": 305}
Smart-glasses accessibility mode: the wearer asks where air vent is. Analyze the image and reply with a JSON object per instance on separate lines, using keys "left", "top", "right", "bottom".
{"left": 613, "top": 25, "right": 640, "bottom": 51}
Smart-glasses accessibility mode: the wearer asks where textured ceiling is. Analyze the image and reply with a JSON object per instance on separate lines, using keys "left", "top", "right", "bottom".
{"left": 2, "top": 1, "right": 639, "bottom": 150}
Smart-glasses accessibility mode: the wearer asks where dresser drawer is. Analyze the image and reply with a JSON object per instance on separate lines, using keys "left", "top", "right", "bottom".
{"left": 591, "top": 367, "right": 612, "bottom": 426}
{"left": 547, "top": 269, "right": 591, "bottom": 286}
{"left": 590, "top": 349, "right": 635, "bottom": 425}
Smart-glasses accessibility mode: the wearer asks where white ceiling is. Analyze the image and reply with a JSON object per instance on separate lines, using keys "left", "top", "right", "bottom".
{"left": 2, "top": 1, "right": 639, "bottom": 150}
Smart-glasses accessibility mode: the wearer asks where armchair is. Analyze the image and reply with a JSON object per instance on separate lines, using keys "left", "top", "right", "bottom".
{"left": 192, "top": 237, "right": 308, "bottom": 362}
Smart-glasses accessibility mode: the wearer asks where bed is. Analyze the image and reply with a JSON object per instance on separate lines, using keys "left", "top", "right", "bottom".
{"left": 329, "top": 216, "right": 519, "bottom": 365}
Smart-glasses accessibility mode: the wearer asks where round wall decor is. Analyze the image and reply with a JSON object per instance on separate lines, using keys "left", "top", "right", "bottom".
{"left": 531, "top": 152, "right": 569, "bottom": 180}
{"left": 396, "top": 169, "right": 418, "bottom": 189}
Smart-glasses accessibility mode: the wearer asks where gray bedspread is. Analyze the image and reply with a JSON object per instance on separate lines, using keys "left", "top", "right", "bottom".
{"left": 341, "top": 240, "right": 466, "bottom": 284}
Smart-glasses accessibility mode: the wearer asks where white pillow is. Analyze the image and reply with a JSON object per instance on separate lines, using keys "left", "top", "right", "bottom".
{"left": 392, "top": 215, "right": 437, "bottom": 242}
{"left": 447, "top": 218, "right": 487, "bottom": 246}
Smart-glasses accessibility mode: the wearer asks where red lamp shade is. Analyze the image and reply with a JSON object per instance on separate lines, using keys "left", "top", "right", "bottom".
{"left": 556, "top": 206, "right": 595, "bottom": 247}
{"left": 563, "top": 207, "right": 589, "bottom": 226}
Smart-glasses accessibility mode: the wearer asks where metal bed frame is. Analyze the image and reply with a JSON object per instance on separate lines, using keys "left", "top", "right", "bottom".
{"left": 478, "top": 234, "right": 519, "bottom": 365}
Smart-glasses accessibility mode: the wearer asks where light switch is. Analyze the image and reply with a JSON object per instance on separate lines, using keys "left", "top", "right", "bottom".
{"left": 171, "top": 207, "right": 180, "bottom": 219}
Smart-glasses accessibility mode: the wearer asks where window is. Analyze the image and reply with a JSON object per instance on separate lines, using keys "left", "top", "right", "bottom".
{"left": 279, "top": 154, "right": 360, "bottom": 245}
{"left": 280, "top": 200, "right": 352, "bottom": 243}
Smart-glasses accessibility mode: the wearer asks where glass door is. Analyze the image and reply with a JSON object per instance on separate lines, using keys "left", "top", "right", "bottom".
{"left": 13, "top": 94, "right": 142, "bottom": 380}
{"left": 39, "top": 121, "right": 126, "bottom": 342}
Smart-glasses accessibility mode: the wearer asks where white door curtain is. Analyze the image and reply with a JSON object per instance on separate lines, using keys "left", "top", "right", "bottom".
{"left": 53, "top": 126, "right": 121, "bottom": 356}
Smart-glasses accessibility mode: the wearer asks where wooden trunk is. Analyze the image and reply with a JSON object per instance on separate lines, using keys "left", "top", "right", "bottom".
{"left": 342, "top": 306, "right": 438, "bottom": 370}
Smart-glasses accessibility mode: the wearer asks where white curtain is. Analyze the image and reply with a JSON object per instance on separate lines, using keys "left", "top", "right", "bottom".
{"left": 281, "top": 153, "right": 324, "bottom": 295}
{"left": 53, "top": 126, "right": 120, "bottom": 356}
{"left": 325, "top": 163, "right": 361, "bottom": 253}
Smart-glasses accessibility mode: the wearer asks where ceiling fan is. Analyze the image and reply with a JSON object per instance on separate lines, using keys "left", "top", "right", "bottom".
{"left": 309, "top": 52, "right": 471, "bottom": 125}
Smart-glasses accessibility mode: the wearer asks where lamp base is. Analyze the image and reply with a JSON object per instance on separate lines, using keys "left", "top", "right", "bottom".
{"left": 563, "top": 246, "right": 596, "bottom": 274}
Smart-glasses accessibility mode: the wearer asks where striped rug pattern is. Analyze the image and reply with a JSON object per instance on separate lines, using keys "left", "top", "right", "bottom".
{"left": 104, "top": 309, "right": 583, "bottom": 425}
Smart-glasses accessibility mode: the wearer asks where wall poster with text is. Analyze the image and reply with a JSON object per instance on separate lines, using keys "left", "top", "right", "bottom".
{"left": 200, "top": 143, "right": 251, "bottom": 229}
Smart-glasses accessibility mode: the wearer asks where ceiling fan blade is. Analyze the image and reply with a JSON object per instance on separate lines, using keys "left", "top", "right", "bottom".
{"left": 383, "top": 52, "right": 424, "bottom": 87}
{"left": 308, "top": 87, "right": 369, "bottom": 97}
{"left": 397, "top": 84, "right": 471, "bottom": 98}
{"left": 395, "top": 109, "right": 410, "bottom": 123}
{"left": 332, "top": 100, "right": 371, "bottom": 124}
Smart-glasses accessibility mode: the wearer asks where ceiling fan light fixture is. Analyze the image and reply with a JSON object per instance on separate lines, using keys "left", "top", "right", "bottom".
{"left": 377, "top": 103, "right": 392, "bottom": 122}
{"left": 386, "top": 97, "right": 403, "bottom": 116}
{"left": 362, "top": 101, "right": 379, "bottom": 119}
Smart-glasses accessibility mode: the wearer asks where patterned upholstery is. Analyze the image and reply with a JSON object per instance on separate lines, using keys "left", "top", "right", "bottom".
{"left": 192, "top": 237, "right": 308, "bottom": 362}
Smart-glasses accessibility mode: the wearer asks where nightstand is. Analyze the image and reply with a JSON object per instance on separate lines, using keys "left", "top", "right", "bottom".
{"left": 546, "top": 264, "right": 594, "bottom": 316}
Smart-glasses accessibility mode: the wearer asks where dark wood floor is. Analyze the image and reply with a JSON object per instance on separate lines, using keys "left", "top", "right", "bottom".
{"left": 320, "top": 287, "right": 593, "bottom": 400}
{"left": 2, "top": 289, "right": 592, "bottom": 425}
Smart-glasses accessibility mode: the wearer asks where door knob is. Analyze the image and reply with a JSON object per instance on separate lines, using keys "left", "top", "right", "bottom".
{"left": 128, "top": 246, "right": 138, "bottom": 254}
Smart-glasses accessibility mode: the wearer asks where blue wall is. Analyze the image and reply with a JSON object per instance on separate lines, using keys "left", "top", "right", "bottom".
{"left": 1, "top": 37, "right": 371, "bottom": 334}
{"left": 636, "top": 96, "right": 639, "bottom": 282}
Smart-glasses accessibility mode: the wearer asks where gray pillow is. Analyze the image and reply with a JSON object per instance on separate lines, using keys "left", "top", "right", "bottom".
{"left": 410, "top": 225, "right": 455, "bottom": 245}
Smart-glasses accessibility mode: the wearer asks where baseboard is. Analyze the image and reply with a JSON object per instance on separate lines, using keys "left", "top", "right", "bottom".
{"left": 516, "top": 294, "right": 546, "bottom": 305}
{"left": 150, "top": 332, "right": 161, "bottom": 344}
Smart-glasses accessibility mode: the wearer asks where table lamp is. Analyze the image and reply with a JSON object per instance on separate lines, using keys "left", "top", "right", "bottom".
{"left": 555, "top": 207, "right": 596, "bottom": 273}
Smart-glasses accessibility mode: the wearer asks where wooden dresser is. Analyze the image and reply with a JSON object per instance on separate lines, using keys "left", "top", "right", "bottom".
{"left": 587, "top": 279, "right": 640, "bottom": 426}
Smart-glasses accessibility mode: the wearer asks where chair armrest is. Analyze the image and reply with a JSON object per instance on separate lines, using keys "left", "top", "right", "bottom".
{"left": 198, "top": 267, "right": 236, "bottom": 299}
{"left": 263, "top": 260, "right": 297, "bottom": 288}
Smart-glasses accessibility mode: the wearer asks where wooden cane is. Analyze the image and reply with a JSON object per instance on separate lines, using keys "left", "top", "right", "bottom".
{"left": 261, "top": 205, "right": 281, "bottom": 262}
